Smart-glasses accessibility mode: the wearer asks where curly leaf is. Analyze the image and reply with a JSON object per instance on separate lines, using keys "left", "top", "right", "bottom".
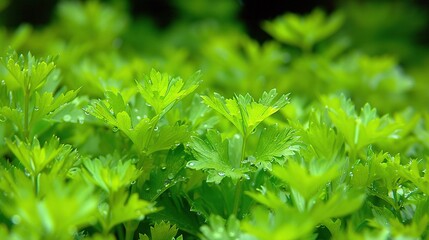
{"left": 251, "top": 124, "right": 299, "bottom": 170}
{"left": 188, "top": 130, "right": 248, "bottom": 183}
{"left": 202, "top": 89, "right": 289, "bottom": 137}
{"left": 137, "top": 69, "right": 201, "bottom": 115}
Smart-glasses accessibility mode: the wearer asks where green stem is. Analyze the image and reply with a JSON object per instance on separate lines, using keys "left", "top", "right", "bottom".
{"left": 32, "top": 173, "right": 40, "bottom": 196}
{"left": 124, "top": 221, "right": 139, "bottom": 240}
{"left": 232, "top": 134, "right": 247, "bottom": 216}
{"left": 23, "top": 89, "right": 30, "bottom": 141}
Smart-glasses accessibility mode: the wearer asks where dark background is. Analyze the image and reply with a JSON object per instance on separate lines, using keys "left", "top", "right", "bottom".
{"left": 1, "top": 0, "right": 428, "bottom": 45}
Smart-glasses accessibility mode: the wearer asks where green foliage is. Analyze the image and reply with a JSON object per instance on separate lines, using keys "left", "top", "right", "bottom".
{"left": 201, "top": 89, "right": 289, "bottom": 137}
{"left": 188, "top": 129, "right": 248, "bottom": 184}
{"left": 0, "top": 1, "right": 428, "bottom": 239}
{"left": 139, "top": 221, "right": 182, "bottom": 240}
{"left": 263, "top": 8, "right": 344, "bottom": 51}
{"left": 136, "top": 69, "right": 201, "bottom": 116}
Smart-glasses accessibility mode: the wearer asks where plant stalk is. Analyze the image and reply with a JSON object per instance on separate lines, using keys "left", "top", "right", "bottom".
{"left": 232, "top": 134, "right": 247, "bottom": 216}
{"left": 23, "top": 89, "right": 30, "bottom": 141}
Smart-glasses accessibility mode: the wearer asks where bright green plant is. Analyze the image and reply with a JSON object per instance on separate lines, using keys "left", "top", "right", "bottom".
{"left": 0, "top": 1, "right": 428, "bottom": 239}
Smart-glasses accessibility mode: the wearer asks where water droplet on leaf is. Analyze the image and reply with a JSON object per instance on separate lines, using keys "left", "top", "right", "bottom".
{"left": 218, "top": 172, "right": 225, "bottom": 177}
{"left": 78, "top": 117, "right": 84, "bottom": 124}
{"left": 82, "top": 108, "right": 90, "bottom": 115}
{"left": 112, "top": 126, "right": 119, "bottom": 132}
{"left": 186, "top": 161, "right": 195, "bottom": 168}
{"left": 63, "top": 114, "right": 72, "bottom": 122}
{"left": 11, "top": 215, "right": 21, "bottom": 224}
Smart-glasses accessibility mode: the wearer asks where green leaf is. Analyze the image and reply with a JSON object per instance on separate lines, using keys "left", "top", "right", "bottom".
{"left": 6, "top": 136, "right": 72, "bottom": 176}
{"left": 263, "top": 8, "right": 344, "bottom": 50}
{"left": 272, "top": 161, "right": 340, "bottom": 200}
{"left": 301, "top": 111, "right": 344, "bottom": 161}
{"left": 242, "top": 206, "right": 315, "bottom": 240}
{"left": 0, "top": 106, "right": 24, "bottom": 130}
{"left": 82, "top": 156, "right": 142, "bottom": 193}
{"left": 137, "top": 69, "right": 201, "bottom": 115}
{"left": 188, "top": 129, "right": 248, "bottom": 183}
{"left": 202, "top": 89, "right": 289, "bottom": 137}
{"left": 311, "top": 188, "right": 365, "bottom": 221}
{"left": 139, "top": 221, "right": 181, "bottom": 240}
{"left": 0, "top": 173, "right": 98, "bottom": 240}
{"left": 99, "top": 190, "right": 157, "bottom": 232}
{"left": 1, "top": 51, "right": 56, "bottom": 96}
{"left": 31, "top": 89, "right": 79, "bottom": 125}
{"left": 146, "top": 124, "right": 190, "bottom": 155}
{"left": 200, "top": 215, "right": 249, "bottom": 240}
{"left": 251, "top": 124, "right": 299, "bottom": 170}
{"left": 322, "top": 95, "right": 401, "bottom": 154}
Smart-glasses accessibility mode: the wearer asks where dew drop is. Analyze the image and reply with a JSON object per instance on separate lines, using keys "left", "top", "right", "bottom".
{"left": 1, "top": 80, "right": 5, "bottom": 85}
{"left": 130, "top": 180, "right": 136, "bottom": 185}
{"left": 78, "top": 117, "right": 84, "bottom": 124}
{"left": 243, "top": 174, "right": 250, "bottom": 180}
{"left": 63, "top": 114, "right": 72, "bottom": 122}
{"left": 145, "top": 187, "right": 150, "bottom": 191}
{"left": 11, "top": 215, "right": 21, "bottom": 224}
{"left": 186, "top": 162, "right": 195, "bottom": 168}
{"left": 164, "top": 180, "right": 171, "bottom": 187}
{"left": 112, "top": 126, "right": 119, "bottom": 132}
{"left": 156, "top": 189, "right": 161, "bottom": 193}
{"left": 82, "top": 108, "right": 90, "bottom": 115}
{"left": 160, "top": 165, "right": 167, "bottom": 171}
{"left": 233, "top": 134, "right": 241, "bottom": 139}
{"left": 218, "top": 172, "right": 225, "bottom": 177}
{"left": 245, "top": 156, "right": 256, "bottom": 163}
{"left": 136, "top": 115, "right": 142, "bottom": 121}
{"left": 145, "top": 102, "right": 152, "bottom": 107}
{"left": 167, "top": 173, "right": 174, "bottom": 180}
{"left": 34, "top": 107, "right": 39, "bottom": 111}
{"left": 154, "top": 126, "right": 159, "bottom": 131}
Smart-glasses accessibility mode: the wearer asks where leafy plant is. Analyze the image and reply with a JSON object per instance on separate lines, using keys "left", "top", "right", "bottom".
{"left": 0, "top": 1, "right": 428, "bottom": 239}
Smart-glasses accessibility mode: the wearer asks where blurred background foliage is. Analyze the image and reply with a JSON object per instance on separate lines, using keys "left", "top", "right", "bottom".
{"left": 0, "top": 0, "right": 427, "bottom": 112}
{"left": 1, "top": 0, "right": 428, "bottom": 161}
